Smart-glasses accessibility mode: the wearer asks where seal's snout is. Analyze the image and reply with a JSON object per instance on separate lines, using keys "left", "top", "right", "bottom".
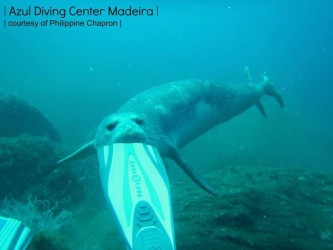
{"left": 94, "top": 113, "right": 146, "bottom": 147}
{"left": 99, "top": 114, "right": 146, "bottom": 144}
{"left": 113, "top": 122, "right": 145, "bottom": 143}
{"left": 105, "top": 116, "right": 144, "bottom": 132}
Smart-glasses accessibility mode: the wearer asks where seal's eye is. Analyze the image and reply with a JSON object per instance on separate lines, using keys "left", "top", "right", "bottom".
{"left": 106, "top": 121, "right": 118, "bottom": 131}
{"left": 133, "top": 117, "right": 144, "bottom": 125}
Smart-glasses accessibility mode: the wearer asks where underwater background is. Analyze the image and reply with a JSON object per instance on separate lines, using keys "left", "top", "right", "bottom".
{"left": 1, "top": 0, "right": 333, "bottom": 249}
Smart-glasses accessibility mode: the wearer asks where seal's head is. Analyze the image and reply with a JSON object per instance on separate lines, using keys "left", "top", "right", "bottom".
{"left": 95, "top": 112, "right": 148, "bottom": 147}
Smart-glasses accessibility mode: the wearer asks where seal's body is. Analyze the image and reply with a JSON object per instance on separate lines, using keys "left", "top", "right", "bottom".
{"left": 58, "top": 73, "right": 283, "bottom": 195}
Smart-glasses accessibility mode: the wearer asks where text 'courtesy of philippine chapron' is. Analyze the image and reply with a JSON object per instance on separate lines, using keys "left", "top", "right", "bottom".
{"left": 3, "top": 5, "right": 159, "bottom": 28}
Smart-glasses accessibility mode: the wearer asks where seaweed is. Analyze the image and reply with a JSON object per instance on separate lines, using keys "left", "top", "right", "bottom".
{"left": 0, "top": 196, "right": 72, "bottom": 234}
{"left": 0, "top": 196, "right": 72, "bottom": 250}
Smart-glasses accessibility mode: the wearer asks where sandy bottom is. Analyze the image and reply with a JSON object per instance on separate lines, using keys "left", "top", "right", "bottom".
{"left": 63, "top": 165, "right": 333, "bottom": 250}
{"left": 1, "top": 136, "right": 332, "bottom": 249}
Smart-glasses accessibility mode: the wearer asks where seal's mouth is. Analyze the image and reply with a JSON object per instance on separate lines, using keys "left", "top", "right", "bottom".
{"left": 112, "top": 133, "right": 145, "bottom": 143}
{"left": 110, "top": 125, "right": 147, "bottom": 144}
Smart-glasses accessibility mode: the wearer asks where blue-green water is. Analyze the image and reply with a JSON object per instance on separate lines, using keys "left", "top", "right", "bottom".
{"left": 1, "top": 1, "right": 332, "bottom": 171}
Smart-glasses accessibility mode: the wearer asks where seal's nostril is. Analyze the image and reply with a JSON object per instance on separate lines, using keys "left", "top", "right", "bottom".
{"left": 106, "top": 121, "right": 118, "bottom": 131}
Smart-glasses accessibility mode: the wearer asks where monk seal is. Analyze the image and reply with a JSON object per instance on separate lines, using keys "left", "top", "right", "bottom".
{"left": 58, "top": 69, "right": 283, "bottom": 195}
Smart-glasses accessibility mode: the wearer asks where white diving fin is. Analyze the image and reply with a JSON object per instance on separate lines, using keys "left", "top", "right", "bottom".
{"left": 98, "top": 143, "right": 176, "bottom": 250}
{"left": 0, "top": 215, "right": 34, "bottom": 250}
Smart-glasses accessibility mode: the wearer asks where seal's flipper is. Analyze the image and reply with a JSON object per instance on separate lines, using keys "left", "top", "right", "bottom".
{"left": 168, "top": 146, "right": 218, "bottom": 196}
{"left": 244, "top": 66, "right": 253, "bottom": 84}
{"left": 255, "top": 101, "right": 267, "bottom": 117}
{"left": 264, "top": 85, "right": 284, "bottom": 108}
{"left": 268, "top": 89, "right": 284, "bottom": 108}
{"left": 260, "top": 75, "right": 284, "bottom": 108}
{"left": 57, "top": 140, "right": 95, "bottom": 164}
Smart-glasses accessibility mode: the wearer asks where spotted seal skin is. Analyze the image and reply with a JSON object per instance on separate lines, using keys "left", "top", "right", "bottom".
{"left": 58, "top": 70, "right": 283, "bottom": 195}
